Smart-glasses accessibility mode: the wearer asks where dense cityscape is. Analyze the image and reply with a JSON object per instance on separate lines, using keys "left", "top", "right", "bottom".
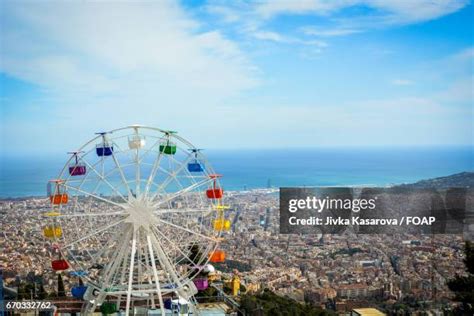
{"left": 0, "top": 187, "right": 469, "bottom": 314}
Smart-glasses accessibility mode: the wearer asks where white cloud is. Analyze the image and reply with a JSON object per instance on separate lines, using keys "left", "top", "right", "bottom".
{"left": 366, "top": 0, "right": 469, "bottom": 25}
{"left": 253, "top": 31, "right": 287, "bottom": 42}
{"left": 1, "top": 2, "right": 471, "bottom": 151}
{"left": 255, "top": 0, "right": 343, "bottom": 18}
{"left": 205, "top": 4, "right": 242, "bottom": 23}
{"left": 300, "top": 26, "right": 362, "bottom": 37}
{"left": 0, "top": 1, "right": 259, "bottom": 97}
{"left": 251, "top": 30, "right": 328, "bottom": 48}
{"left": 0, "top": 1, "right": 265, "bottom": 152}
{"left": 208, "top": 1, "right": 468, "bottom": 41}
{"left": 254, "top": 0, "right": 468, "bottom": 25}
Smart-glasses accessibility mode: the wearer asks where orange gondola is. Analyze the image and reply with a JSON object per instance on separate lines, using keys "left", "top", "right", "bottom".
{"left": 47, "top": 180, "right": 68, "bottom": 205}
{"left": 209, "top": 250, "right": 225, "bottom": 263}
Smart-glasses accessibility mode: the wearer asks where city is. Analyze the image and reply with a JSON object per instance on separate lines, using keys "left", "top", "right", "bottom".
{"left": 0, "top": 188, "right": 468, "bottom": 314}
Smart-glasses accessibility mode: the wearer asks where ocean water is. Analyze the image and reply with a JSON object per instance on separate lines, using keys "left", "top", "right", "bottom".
{"left": 0, "top": 147, "right": 472, "bottom": 198}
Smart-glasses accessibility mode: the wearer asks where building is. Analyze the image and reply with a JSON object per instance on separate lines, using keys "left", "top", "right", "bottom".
{"left": 351, "top": 308, "right": 386, "bottom": 316}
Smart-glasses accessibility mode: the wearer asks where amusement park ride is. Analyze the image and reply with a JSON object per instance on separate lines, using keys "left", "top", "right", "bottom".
{"left": 42, "top": 125, "right": 234, "bottom": 315}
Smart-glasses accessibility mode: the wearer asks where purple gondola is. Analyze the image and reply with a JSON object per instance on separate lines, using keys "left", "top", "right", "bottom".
{"left": 193, "top": 278, "right": 208, "bottom": 291}
{"left": 68, "top": 152, "right": 86, "bottom": 176}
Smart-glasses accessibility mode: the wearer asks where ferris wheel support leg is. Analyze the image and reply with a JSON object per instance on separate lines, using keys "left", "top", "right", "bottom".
{"left": 142, "top": 236, "right": 156, "bottom": 309}
{"left": 149, "top": 232, "right": 197, "bottom": 304}
{"left": 146, "top": 234, "right": 166, "bottom": 316}
{"left": 82, "top": 228, "right": 132, "bottom": 315}
{"left": 125, "top": 229, "right": 137, "bottom": 316}
{"left": 116, "top": 249, "right": 131, "bottom": 311}
{"left": 190, "top": 296, "right": 201, "bottom": 316}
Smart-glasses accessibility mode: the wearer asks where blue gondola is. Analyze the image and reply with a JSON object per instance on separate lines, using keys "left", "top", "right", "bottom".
{"left": 71, "top": 285, "right": 87, "bottom": 299}
{"left": 95, "top": 132, "right": 114, "bottom": 157}
{"left": 164, "top": 299, "right": 172, "bottom": 310}
{"left": 96, "top": 145, "right": 113, "bottom": 156}
{"left": 187, "top": 149, "right": 204, "bottom": 172}
{"left": 187, "top": 161, "right": 204, "bottom": 172}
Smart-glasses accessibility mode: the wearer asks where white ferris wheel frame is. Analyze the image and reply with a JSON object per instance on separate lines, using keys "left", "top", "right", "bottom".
{"left": 44, "top": 125, "right": 226, "bottom": 315}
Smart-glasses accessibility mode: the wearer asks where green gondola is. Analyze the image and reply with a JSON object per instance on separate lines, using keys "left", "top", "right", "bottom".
{"left": 100, "top": 302, "right": 116, "bottom": 315}
{"left": 160, "top": 142, "right": 177, "bottom": 155}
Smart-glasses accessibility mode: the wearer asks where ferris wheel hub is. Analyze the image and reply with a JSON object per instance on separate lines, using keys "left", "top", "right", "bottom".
{"left": 124, "top": 195, "right": 156, "bottom": 229}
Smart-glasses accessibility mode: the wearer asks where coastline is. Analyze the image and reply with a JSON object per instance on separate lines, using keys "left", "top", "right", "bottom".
{"left": 1, "top": 171, "right": 472, "bottom": 200}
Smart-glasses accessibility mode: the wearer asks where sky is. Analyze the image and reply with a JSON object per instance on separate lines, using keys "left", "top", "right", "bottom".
{"left": 0, "top": 0, "right": 473, "bottom": 154}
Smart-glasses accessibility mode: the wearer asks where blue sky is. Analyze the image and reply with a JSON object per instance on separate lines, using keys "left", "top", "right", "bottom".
{"left": 0, "top": 0, "right": 472, "bottom": 154}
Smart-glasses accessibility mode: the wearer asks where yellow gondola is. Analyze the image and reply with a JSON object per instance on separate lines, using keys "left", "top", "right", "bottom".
{"left": 43, "top": 226, "right": 63, "bottom": 238}
{"left": 213, "top": 218, "right": 231, "bottom": 231}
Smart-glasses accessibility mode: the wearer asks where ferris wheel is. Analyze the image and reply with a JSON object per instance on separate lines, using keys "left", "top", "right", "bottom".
{"left": 42, "top": 125, "right": 229, "bottom": 315}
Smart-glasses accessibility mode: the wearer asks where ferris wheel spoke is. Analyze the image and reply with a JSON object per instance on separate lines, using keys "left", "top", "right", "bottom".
{"left": 107, "top": 140, "right": 133, "bottom": 197}
{"left": 99, "top": 226, "right": 132, "bottom": 283}
{"left": 144, "top": 142, "right": 165, "bottom": 197}
{"left": 148, "top": 231, "right": 184, "bottom": 290}
{"left": 151, "top": 226, "right": 201, "bottom": 270}
{"left": 156, "top": 218, "right": 217, "bottom": 243}
{"left": 145, "top": 233, "right": 166, "bottom": 315}
{"left": 78, "top": 156, "right": 129, "bottom": 204}
{"left": 63, "top": 218, "right": 127, "bottom": 249}
{"left": 155, "top": 152, "right": 194, "bottom": 194}
{"left": 155, "top": 208, "right": 212, "bottom": 215}
{"left": 89, "top": 227, "right": 130, "bottom": 266}
{"left": 125, "top": 229, "right": 137, "bottom": 315}
{"left": 137, "top": 136, "right": 163, "bottom": 164}
{"left": 52, "top": 211, "right": 127, "bottom": 218}
{"left": 88, "top": 227, "right": 132, "bottom": 314}
{"left": 151, "top": 177, "right": 214, "bottom": 208}
{"left": 116, "top": 231, "right": 134, "bottom": 309}
{"left": 137, "top": 137, "right": 162, "bottom": 165}
{"left": 61, "top": 183, "right": 127, "bottom": 209}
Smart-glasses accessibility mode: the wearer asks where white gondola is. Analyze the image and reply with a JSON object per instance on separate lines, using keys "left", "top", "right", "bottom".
{"left": 128, "top": 134, "right": 146, "bottom": 149}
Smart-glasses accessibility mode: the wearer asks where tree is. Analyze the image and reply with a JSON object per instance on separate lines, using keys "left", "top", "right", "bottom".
{"left": 448, "top": 241, "right": 474, "bottom": 315}
{"left": 57, "top": 273, "right": 66, "bottom": 297}
{"left": 240, "top": 289, "right": 334, "bottom": 316}
{"left": 38, "top": 280, "right": 47, "bottom": 300}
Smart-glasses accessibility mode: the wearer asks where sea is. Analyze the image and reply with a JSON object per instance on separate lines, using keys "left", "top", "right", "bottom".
{"left": 0, "top": 146, "right": 472, "bottom": 198}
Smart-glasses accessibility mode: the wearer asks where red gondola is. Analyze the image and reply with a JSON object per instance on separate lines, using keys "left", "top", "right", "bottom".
{"left": 206, "top": 174, "right": 223, "bottom": 199}
{"left": 52, "top": 259, "right": 69, "bottom": 271}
